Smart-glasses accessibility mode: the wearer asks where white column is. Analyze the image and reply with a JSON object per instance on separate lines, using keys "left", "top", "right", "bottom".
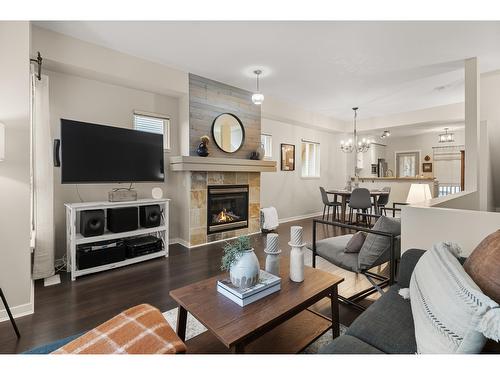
{"left": 464, "top": 57, "right": 480, "bottom": 193}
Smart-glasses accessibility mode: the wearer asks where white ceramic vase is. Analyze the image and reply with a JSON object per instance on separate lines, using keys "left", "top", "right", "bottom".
{"left": 265, "top": 252, "right": 280, "bottom": 276}
{"left": 256, "top": 144, "right": 266, "bottom": 160}
{"left": 230, "top": 249, "right": 260, "bottom": 288}
{"left": 289, "top": 244, "right": 305, "bottom": 282}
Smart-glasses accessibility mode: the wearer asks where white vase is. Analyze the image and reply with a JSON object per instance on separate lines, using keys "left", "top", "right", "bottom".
{"left": 256, "top": 144, "right": 266, "bottom": 160}
{"left": 230, "top": 249, "right": 260, "bottom": 288}
{"left": 289, "top": 244, "right": 305, "bottom": 282}
{"left": 265, "top": 252, "right": 280, "bottom": 276}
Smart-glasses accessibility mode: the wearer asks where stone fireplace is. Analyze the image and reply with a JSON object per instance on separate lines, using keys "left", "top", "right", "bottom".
{"left": 169, "top": 74, "right": 275, "bottom": 247}
{"left": 190, "top": 171, "right": 261, "bottom": 246}
{"left": 207, "top": 185, "right": 249, "bottom": 234}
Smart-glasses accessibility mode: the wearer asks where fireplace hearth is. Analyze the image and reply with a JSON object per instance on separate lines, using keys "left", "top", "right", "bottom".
{"left": 207, "top": 185, "right": 249, "bottom": 234}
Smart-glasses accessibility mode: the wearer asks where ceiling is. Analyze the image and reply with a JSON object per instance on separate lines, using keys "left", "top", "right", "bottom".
{"left": 34, "top": 21, "right": 500, "bottom": 120}
{"left": 361, "top": 122, "right": 465, "bottom": 139}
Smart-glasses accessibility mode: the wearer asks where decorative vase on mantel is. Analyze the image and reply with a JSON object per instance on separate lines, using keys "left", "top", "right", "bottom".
{"left": 230, "top": 249, "right": 260, "bottom": 288}
{"left": 196, "top": 135, "right": 210, "bottom": 157}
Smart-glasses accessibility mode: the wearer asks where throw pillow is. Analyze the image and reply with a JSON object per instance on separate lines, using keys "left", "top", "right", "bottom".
{"left": 358, "top": 216, "right": 401, "bottom": 270}
{"left": 463, "top": 230, "right": 500, "bottom": 304}
{"left": 52, "top": 304, "right": 187, "bottom": 354}
{"left": 409, "top": 242, "right": 500, "bottom": 354}
{"left": 344, "top": 231, "right": 366, "bottom": 253}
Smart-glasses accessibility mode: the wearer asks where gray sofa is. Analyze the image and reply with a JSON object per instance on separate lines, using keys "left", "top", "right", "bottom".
{"left": 320, "top": 248, "right": 423, "bottom": 354}
{"left": 320, "top": 248, "right": 500, "bottom": 354}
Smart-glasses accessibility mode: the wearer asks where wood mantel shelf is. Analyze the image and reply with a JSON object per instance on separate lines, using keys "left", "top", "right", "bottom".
{"left": 170, "top": 156, "right": 277, "bottom": 172}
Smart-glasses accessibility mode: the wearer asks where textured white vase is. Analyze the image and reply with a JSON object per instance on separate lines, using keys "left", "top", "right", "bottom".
{"left": 289, "top": 244, "right": 305, "bottom": 282}
{"left": 230, "top": 249, "right": 260, "bottom": 288}
{"left": 256, "top": 144, "right": 266, "bottom": 160}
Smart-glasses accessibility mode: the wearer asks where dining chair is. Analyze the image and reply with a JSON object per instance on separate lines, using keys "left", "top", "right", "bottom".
{"left": 348, "top": 188, "right": 372, "bottom": 225}
{"left": 374, "top": 186, "right": 391, "bottom": 215}
{"left": 319, "top": 187, "right": 342, "bottom": 221}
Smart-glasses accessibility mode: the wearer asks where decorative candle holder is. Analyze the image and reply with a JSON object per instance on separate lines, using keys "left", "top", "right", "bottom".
{"left": 264, "top": 248, "right": 281, "bottom": 276}
{"left": 288, "top": 241, "right": 306, "bottom": 282}
{"left": 289, "top": 226, "right": 305, "bottom": 282}
{"left": 290, "top": 226, "right": 303, "bottom": 247}
{"left": 265, "top": 233, "right": 281, "bottom": 276}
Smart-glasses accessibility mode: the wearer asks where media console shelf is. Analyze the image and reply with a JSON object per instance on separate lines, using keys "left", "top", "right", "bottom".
{"left": 65, "top": 198, "right": 169, "bottom": 281}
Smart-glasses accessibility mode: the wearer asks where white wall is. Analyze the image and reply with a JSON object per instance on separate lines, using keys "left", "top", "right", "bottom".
{"left": 481, "top": 71, "right": 500, "bottom": 209}
{"left": 0, "top": 22, "right": 33, "bottom": 320}
{"left": 402, "top": 203, "right": 500, "bottom": 256}
{"left": 47, "top": 70, "right": 182, "bottom": 258}
{"left": 260, "top": 118, "right": 346, "bottom": 221}
{"left": 31, "top": 26, "right": 188, "bottom": 98}
{"left": 383, "top": 128, "right": 465, "bottom": 176}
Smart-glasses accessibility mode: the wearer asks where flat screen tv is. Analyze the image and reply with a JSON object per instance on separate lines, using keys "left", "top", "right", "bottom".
{"left": 60, "top": 119, "right": 164, "bottom": 184}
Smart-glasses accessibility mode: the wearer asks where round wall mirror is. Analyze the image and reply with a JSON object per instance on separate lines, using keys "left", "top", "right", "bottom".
{"left": 211, "top": 113, "right": 245, "bottom": 153}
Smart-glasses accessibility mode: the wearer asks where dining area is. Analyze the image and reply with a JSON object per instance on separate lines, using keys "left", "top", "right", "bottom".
{"left": 319, "top": 186, "right": 393, "bottom": 225}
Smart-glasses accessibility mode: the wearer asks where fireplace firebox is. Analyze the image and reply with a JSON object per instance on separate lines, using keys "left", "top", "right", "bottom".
{"left": 207, "top": 185, "right": 249, "bottom": 234}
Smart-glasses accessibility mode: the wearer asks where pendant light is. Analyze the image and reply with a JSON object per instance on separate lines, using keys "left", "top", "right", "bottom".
{"left": 251, "top": 70, "right": 265, "bottom": 105}
{"left": 438, "top": 128, "right": 455, "bottom": 143}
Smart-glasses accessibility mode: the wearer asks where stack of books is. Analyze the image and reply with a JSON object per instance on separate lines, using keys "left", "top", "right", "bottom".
{"left": 217, "top": 270, "right": 281, "bottom": 307}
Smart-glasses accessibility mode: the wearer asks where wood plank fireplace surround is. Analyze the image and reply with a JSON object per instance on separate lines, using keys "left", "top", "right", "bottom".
{"left": 171, "top": 74, "right": 276, "bottom": 247}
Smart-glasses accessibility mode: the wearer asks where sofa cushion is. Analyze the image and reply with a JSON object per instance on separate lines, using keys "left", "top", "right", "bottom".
{"left": 346, "top": 285, "right": 417, "bottom": 354}
{"left": 310, "top": 234, "right": 359, "bottom": 272}
{"left": 319, "top": 334, "right": 384, "bottom": 354}
{"left": 463, "top": 230, "right": 500, "bottom": 304}
{"left": 344, "top": 231, "right": 366, "bottom": 253}
{"left": 52, "top": 304, "right": 186, "bottom": 354}
{"left": 358, "top": 216, "right": 400, "bottom": 271}
{"left": 410, "top": 242, "right": 499, "bottom": 354}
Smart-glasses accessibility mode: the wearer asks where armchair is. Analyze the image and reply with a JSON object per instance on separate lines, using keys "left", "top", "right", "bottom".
{"left": 311, "top": 213, "right": 401, "bottom": 311}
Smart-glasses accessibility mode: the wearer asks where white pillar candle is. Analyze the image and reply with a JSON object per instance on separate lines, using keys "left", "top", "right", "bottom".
{"left": 266, "top": 233, "right": 279, "bottom": 253}
{"left": 290, "top": 226, "right": 303, "bottom": 246}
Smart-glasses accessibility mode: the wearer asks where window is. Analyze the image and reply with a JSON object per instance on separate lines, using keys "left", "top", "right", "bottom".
{"left": 434, "top": 145, "right": 464, "bottom": 197}
{"left": 301, "top": 140, "right": 320, "bottom": 178}
{"left": 396, "top": 151, "right": 419, "bottom": 177}
{"left": 261, "top": 133, "right": 272, "bottom": 159}
{"left": 133, "top": 111, "right": 170, "bottom": 151}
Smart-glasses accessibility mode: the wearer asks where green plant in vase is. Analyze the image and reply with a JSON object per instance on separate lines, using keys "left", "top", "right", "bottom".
{"left": 220, "top": 235, "right": 260, "bottom": 288}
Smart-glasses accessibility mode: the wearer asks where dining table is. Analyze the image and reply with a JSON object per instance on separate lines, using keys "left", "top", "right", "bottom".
{"left": 326, "top": 189, "right": 390, "bottom": 223}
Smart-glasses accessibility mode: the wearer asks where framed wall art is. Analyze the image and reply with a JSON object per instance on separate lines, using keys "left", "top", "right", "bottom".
{"left": 280, "top": 144, "right": 295, "bottom": 171}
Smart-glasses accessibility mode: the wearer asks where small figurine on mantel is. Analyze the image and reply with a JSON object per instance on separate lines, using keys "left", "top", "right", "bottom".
{"left": 197, "top": 135, "right": 210, "bottom": 157}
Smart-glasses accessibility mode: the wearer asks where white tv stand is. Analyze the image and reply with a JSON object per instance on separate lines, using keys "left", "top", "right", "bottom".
{"left": 65, "top": 198, "right": 169, "bottom": 281}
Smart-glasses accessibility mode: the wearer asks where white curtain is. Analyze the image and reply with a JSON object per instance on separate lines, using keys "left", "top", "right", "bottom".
{"left": 31, "top": 73, "right": 55, "bottom": 280}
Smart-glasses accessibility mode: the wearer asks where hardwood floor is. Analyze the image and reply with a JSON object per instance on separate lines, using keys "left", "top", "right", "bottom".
{"left": 0, "top": 216, "right": 373, "bottom": 354}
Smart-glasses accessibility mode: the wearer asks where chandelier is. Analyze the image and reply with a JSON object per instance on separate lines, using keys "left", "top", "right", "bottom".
{"left": 340, "top": 107, "right": 371, "bottom": 153}
{"left": 438, "top": 128, "right": 454, "bottom": 143}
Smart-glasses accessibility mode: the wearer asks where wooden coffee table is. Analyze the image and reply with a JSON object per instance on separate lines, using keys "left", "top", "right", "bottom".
{"left": 169, "top": 261, "right": 344, "bottom": 354}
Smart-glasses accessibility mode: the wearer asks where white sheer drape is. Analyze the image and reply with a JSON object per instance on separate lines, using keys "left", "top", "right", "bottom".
{"left": 31, "top": 73, "right": 55, "bottom": 280}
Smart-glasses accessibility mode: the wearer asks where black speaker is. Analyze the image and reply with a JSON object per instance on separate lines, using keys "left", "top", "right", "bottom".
{"left": 107, "top": 207, "right": 138, "bottom": 233}
{"left": 140, "top": 205, "right": 161, "bottom": 228}
{"left": 80, "top": 210, "right": 105, "bottom": 237}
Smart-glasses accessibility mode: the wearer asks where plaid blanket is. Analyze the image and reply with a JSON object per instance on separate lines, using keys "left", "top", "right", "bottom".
{"left": 52, "top": 304, "right": 186, "bottom": 354}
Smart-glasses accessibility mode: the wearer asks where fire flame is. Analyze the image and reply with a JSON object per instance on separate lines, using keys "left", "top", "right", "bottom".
{"left": 216, "top": 208, "right": 236, "bottom": 223}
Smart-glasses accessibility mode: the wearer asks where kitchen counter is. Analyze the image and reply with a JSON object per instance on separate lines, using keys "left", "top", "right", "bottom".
{"left": 349, "top": 177, "right": 438, "bottom": 206}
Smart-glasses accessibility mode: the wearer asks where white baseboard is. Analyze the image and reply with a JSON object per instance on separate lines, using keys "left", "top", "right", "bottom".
{"left": 0, "top": 281, "right": 34, "bottom": 322}
{"left": 278, "top": 211, "right": 323, "bottom": 224}
{"left": 169, "top": 237, "right": 190, "bottom": 248}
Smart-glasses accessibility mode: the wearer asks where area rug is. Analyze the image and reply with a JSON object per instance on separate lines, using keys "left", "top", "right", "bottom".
{"left": 163, "top": 307, "right": 346, "bottom": 353}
